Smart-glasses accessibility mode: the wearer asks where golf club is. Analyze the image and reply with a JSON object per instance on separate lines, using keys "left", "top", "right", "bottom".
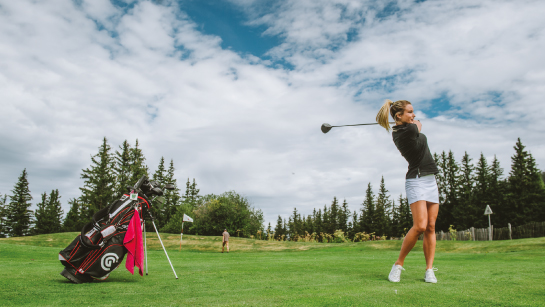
{"left": 321, "top": 122, "right": 395, "bottom": 134}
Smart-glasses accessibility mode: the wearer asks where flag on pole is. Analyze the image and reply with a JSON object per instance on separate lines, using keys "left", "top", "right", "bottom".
{"left": 183, "top": 214, "right": 193, "bottom": 222}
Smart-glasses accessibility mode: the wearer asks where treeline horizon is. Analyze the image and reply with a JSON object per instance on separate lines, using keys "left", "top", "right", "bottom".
{"left": 0, "top": 137, "right": 263, "bottom": 238}
{"left": 1, "top": 137, "right": 544, "bottom": 240}
{"left": 271, "top": 138, "right": 545, "bottom": 241}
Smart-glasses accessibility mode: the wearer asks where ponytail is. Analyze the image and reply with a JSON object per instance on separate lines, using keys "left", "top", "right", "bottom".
{"left": 376, "top": 99, "right": 412, "bottom": 132}
{"left": 376, "top": 99, "right": 393, "bottom": 131}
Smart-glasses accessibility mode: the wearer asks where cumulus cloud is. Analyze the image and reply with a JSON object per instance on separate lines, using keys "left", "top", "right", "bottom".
{"left": 1, "top": 0, "right": 543, "bottom": 227}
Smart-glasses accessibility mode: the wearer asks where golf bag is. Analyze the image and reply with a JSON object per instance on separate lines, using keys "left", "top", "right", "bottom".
{"left": 59, "top": 176, "right": 164, "bottom": 283}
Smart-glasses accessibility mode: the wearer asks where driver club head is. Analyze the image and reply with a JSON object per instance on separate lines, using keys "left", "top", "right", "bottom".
{"left": 321, "top": 123, "right": 333, "bottom": 134}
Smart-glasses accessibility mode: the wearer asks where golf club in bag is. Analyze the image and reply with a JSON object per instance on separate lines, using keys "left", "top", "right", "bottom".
{"left": 59, "top": 175, "right": 177, "bottom": 283}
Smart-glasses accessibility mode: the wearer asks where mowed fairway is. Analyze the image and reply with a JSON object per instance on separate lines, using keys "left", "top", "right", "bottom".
{"left": 1, "top": 234, "right": 544, "bottom": 306}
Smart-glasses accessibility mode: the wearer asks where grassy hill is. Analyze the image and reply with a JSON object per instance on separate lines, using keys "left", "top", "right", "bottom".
{"left": 1, "top": 234, "right": 544, "bottom": 306}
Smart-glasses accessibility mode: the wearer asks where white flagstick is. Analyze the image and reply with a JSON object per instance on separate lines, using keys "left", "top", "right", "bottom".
{"left": 144, "top": 222, "right": 148, "bottom": 275}
{"left": 152, "top": 220, "right": 178, "bottom": 279}
{"left": 180, "top": 221, "right": 184, "bottom": 251}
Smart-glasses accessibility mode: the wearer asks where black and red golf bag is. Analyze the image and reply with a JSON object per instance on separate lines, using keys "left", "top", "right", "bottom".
{"left": 59, "top": 176, "right": 163, "bottom": 284}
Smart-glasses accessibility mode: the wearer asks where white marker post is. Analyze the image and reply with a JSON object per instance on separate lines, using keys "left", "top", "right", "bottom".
{"left": 484, "top": 205, "right": 493, "bottom": 241}
{"left": 180, "top": 214, "right": 193, "bottom": 251}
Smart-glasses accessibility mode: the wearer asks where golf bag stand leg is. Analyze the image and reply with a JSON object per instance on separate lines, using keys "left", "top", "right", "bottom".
{"left": 152, "top": 220, "right": 178, "bottom": 279}
{"left": 144, "top": 222, "right": 148, "bottom": 275}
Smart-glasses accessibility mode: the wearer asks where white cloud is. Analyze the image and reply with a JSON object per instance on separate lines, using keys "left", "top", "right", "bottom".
{"left": 1, "top": 0, "right": 544, "bottom": 228}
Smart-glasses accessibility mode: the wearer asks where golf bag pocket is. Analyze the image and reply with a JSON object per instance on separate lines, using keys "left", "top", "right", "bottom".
{"left": 78, "top": 243, "right": 126, "bottom": 279}
{"left": 59, "top": 231, "right": 126, "bottom": 279}
{"left": 101, "top": 225, "right": 117, "bottom": 241}
{"left": 80, "top": 222, "right": 104, "bottom": 249}
{"left": 59, "top": 235, "right": 88, "bottom": 269}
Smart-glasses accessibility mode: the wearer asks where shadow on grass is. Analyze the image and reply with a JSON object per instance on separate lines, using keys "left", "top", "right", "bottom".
{"left": 54, "top": 276, "right": 140, "bottom": 284}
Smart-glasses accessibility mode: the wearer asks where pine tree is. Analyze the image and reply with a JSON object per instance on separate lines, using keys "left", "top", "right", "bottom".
{"left": 183, "top": 178, "right": 201, "bottom": 208}
{"left": 63, "top": 198, "right": 83, "bottom": 232}
{"left": 391, "top": 199, "right": 400, "bottom": 236}
{"left": 322, "top": 204, "right": 330, "bottom": 234}
{"left": 160, "top": 160, "right": 182, "bottom": 228}
{"left": 129, "top": 139, "right": 149, "bottom": 185}
{"left": 306, "top": 214, "right": 314, "bottom": 235}
{"left": 267, "top": 222, "right": 272, "bottom": 238}
{"left": 488, "top": 155, "right": 507, "bottom": 225}
{"left": 6, "top": 169, "right": 33, "bottom": 237}
{"left": 152, "top": 157, "right": 168, "bottom": 225}
{"left": 289, "top": 208, "right": 300, "bottom": 237}
{"left": 47, "top": 189, "right": 64, "bottom": 233}
{"left": 453, "top": 152, "right": 475, "bottom": 230}
{"left": 351, "top": 210, "right": 360, "bottom": 235}
{"left": 506, "top": 138, "right": 545, "bottom": 225}
{"left": 361, "top": 183, "right": 375, "bottom": 234}
{"left": 114, "top": 140, "right": 132, "bottom": 197}
{"left": 301, "top": 215, "right": 307, "bottom": 235}
{"left": 374, "top": 176, "right": 391, "bottom": 237}
{"left": 34, "top": 189, "right": 64, "bottom": 234}
{"left": 435, "top": 151, "right": 448, "bottom": 205}
{"left": 296, "top": 212, "right": 303, "bottom": 236}
{"left": 80, "top": 137, "right": 116, "bottom": 217}
{"left": 152, "top": 157, "right": 166, "bottom": 184}
{"left": 397, "top": 194, "right": 412, "bottom": 236}
{"left": 472, "top": 153, "right": 492, "bottom": 228}
{"left": 314, "top": 208, "right": 323, "bottom": 235}
{"left": 160, "top": 175, "right": 198, "bottom": 234}
{"left": 0, "top": 194, "right": 7, "bottom": 238}
{"left": 339, "top": 199, "right": 349, "bottom": 233}
{"left": 274, "top": 215, "right": 285, "bottom": 240}
{"left": 436, "top": 151, "right": 459, "bottom": 231}
{"left": 287, "top": 216, "right": 293, "bottom": 239}
{"left": 328, "top": 197, "right": 339, "bottom": 233}
{"left": 33, "top": 192, "right": 49, "bottom": 235}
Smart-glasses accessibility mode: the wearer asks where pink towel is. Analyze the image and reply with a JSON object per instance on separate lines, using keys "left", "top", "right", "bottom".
{"left": 123, "top": 210, "right": 144, "bottom": 276}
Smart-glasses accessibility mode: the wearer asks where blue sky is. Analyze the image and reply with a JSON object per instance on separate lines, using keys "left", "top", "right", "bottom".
{"left": 178, "top": 0, "right": 280, "bottom": 57}
{"left": 1, "top": 0, "right": 544, "bottom": 227}
{"left": 175, "top": 0, "right": 454, "bottom": 116}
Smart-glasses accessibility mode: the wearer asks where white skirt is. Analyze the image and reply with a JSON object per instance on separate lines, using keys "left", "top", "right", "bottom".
{"left": 405, "top": 174, "right": 439, "bottom": 205}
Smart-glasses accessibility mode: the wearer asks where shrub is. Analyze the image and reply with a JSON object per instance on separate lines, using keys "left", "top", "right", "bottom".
{"left": 353, "top": 232, "right": 371, "bottom": 242}
{"left": 332, "top": 230, "right": 349, "bottom": 243}
{"left": 449, "top": 225, "right": 457, "bottom": 241}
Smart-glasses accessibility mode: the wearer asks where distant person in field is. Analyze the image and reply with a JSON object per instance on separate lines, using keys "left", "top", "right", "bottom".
{"left": 222, "top": 229, "right": 230, "bottom": 253}
{"left": 377, "top": 100, "right": 440, "bottom": 283}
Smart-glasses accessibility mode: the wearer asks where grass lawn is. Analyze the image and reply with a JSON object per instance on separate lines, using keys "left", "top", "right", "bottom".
{"left": 0, "top": 234, "right": 544, "bottom": 306}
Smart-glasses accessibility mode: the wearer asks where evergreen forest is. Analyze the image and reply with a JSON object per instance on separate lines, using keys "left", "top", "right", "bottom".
{"left": 0, "top": 137, "right": 263, "bottom": 238}
{"left": 272, "top": 138, "right": 545, "bottom": 241}
{"left": 0, "top": 137, "right": 544, "bottom": 242}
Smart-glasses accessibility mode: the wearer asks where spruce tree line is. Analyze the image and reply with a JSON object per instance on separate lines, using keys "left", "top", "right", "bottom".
{"left": 435, "top": 138, "right": 544, "bottom": 230}
{"left": 272, "top": 138, "right": 545, "bottom": 241}
{"left": 273, "top": 177, "right": 412, "bottom": 241}
{"left": 0, "top": 137, "right": 263, "bottom": 238}
{"left": 1, "top": 137, "right": 542, "bottom": 239}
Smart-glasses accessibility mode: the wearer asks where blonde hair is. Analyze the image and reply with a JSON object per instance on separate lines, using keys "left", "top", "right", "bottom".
{"left": 376, "top": 99, "right": 412, "bottom": 131}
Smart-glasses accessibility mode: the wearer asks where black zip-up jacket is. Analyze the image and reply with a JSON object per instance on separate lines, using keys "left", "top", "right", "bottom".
{"left": 392, "top": 123, "right": 439, "bottom": 179}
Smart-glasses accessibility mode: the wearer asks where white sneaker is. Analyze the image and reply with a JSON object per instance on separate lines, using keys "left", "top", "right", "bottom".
{"left": 424, "top": 268, "right": 438, "bottom": 283}
{"left": 388, "top": 264, "right": 405, "bottom": 282}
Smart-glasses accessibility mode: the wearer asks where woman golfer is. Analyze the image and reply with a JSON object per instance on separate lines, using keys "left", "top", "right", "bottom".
{"left": 376, "top": 99, "right": 439, "bottom": 283}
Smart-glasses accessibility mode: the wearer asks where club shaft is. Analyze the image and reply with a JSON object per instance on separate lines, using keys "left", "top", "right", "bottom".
{"left": 331, "top": 122, "right": 395, "bottom": 127}
{"left": 144, "top": 223, "right": 148, "bottom": 275}
{"left": 152, "top": 221, "right": 179, "bottom": 279}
